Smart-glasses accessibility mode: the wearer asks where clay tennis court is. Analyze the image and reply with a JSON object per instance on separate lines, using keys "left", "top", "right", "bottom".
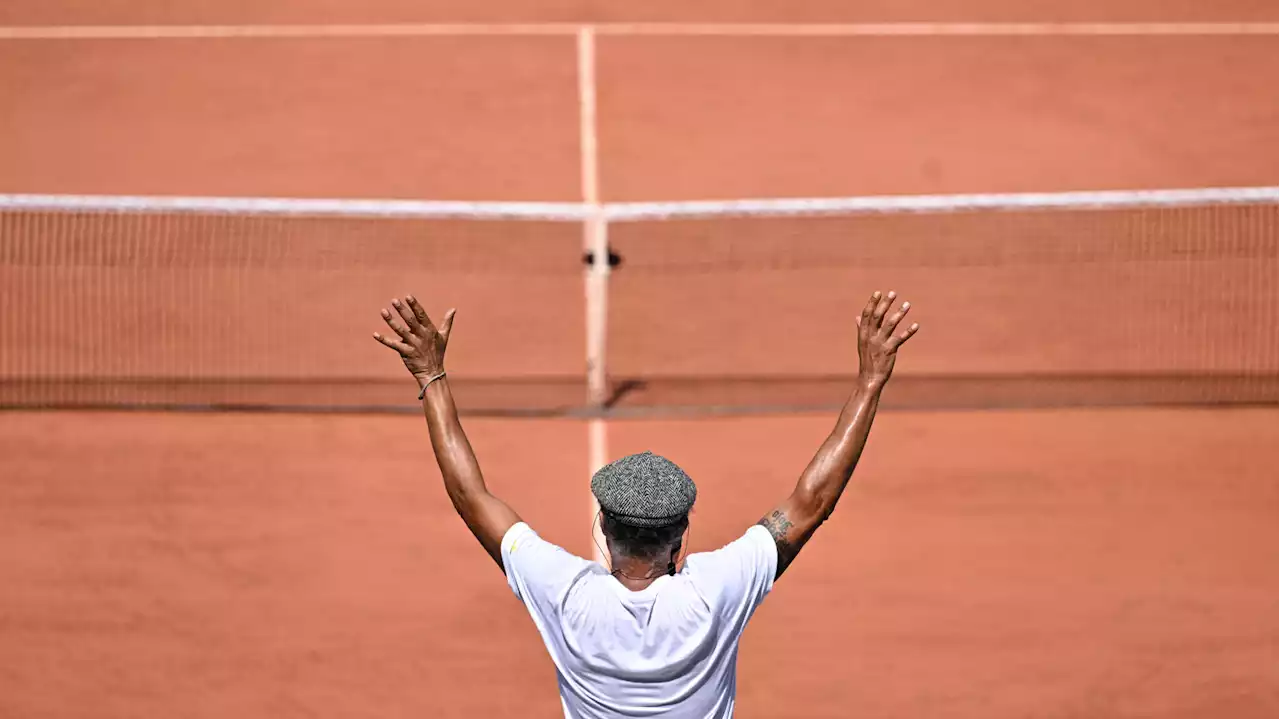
{"left": 0, "top": 3, "right": 1276, "bottom": 718}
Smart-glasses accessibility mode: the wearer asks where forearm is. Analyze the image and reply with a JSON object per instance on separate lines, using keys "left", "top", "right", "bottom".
{"left": 375, "top": 297, "right": 520, "bottom": 568}
{"left": 420, "top": 377, "right": 489, "bottom": 507}
{"left": 793, "top": 380, "right": 884, "bottom": 511}
{"left": 758, "top": 289, "right": 915, "bottom": 580}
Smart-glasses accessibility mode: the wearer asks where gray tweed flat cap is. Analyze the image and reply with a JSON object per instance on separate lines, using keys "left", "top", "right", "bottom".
{"left": 591, "top": 451, "right": 697, "bottom": 527}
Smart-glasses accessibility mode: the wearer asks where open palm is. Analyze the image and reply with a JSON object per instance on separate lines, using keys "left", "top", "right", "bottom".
{"left": 373, "top": 295, "right": 456, "bottom": 382}
{"left": 855, "top": 290, "right": 918, "bottom": 387}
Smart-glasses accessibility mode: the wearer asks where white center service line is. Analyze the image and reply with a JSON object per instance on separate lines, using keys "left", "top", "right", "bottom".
{"left": 576, "top": 26, "right": 612, "bottom": 566}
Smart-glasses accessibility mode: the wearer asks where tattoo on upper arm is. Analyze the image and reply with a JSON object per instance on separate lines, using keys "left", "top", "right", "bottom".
{"left": 757, "top": 509, "right": 800, "bottom": 577}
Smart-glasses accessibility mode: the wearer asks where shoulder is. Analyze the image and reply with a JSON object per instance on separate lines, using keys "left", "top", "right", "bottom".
{"left": 502, "top": 522, "right": 592, "bottom": 572}
{"left": 501, "top": 523, "right": 600, "bottom": 604}
{"left": 684, "top": 525, "right": 776, "bottom": 573}
{"left": 501, "top": 521, "right": 539, "bottom": 559}
{"left": 682, "top": 525, "right": 777, "bottom": 606}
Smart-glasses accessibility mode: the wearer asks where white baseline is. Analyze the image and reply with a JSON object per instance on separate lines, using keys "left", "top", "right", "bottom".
{"left": 0, "top": 22, "right": 1275, "bottom": 40}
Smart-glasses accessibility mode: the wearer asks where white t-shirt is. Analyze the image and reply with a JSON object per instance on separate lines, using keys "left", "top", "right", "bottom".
{"left": 501, "top": 522, "right": 777, "bottom": 719}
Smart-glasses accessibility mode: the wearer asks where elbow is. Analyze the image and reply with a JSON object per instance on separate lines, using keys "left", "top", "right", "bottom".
{"left": 792, "top": 486, "right": 836, "bottom": 524}
{"left": 445, "top": 483, "right": 478, "bottom": 513}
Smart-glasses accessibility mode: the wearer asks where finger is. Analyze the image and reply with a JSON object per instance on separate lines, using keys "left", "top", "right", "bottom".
{"left": 392, "top": 298, "right": 422, "bottom": 333}
{"left": 871, "top": 290, "right": 896, "bottom": 329}
{"left": 439, "top": 308, "right": 457, "bottom": 341}
{"left": 380, "top": 308, "right": 414, "bottom": 341}
{"left": 886, "top": 322, "right": 920, "bottom": 350}
{"left": 858, "top": 291, "right": 880, "bottom": 333}
{"left": 879, "top": 300, "right": 910, "bottom": 338}
{"left": 405, "top": 295, "right": 439, "bottom": 335}
{"left": 372, "top": 332, "right": 413, "bottom": 354}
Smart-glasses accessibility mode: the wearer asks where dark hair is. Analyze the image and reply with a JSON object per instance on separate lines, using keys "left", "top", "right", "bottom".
{"left": 601, "top": 511, "right": 688, "bottom": 560}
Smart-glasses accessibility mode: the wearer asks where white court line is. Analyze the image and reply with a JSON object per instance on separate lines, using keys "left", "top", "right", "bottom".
{"left": 601, "top": 186, "right": 1280, "bottom": 220}
{"left": 3, "top": 187, "right": 1275, "bottom": 219}
{"left": 594, "top": 21, "right": 1278, "bottom": 36}
{"left": 0, "top": 193, "right": 591, "bottom": 219}
{"left": 0, "top": 23, "right": 579, "bottom": 39}
{"left": 0, "top": 21, "right": 1274, "bottom": 39}
{"left": 577, "top": 26, "right": 611, "bottom": 566}
{"left": 577, "top": 29, "right": 601, "bottom": 211}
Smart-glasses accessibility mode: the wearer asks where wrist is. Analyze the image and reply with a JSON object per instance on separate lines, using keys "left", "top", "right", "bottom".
{"left": 414, "top": 369, "right": 448, "bottom": 400}
{"left": 413, "top": 368, "right": 446, "bottom": 386}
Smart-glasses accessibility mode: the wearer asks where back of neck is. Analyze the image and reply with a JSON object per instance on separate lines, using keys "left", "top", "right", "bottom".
{"left": 608, "top": 555, "right": 672, "bottom": 591}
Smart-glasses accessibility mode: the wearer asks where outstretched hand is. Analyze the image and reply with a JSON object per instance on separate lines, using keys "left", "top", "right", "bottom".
{"left": 855, "top": 290, "right": 918, "bottom": 388}
{"left": 373, "top": 295, "right": 456, "bottom": 383}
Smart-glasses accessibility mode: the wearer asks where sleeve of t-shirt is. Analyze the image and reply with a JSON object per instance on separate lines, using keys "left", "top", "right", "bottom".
{"left": 684, "top": 524, "right": 778, "bottom": 615}
{"left": 500, "top": 522, "right": 594, "bottom": 614}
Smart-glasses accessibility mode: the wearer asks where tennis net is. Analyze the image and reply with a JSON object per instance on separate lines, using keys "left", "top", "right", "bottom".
{"left": 1, "top": 188, "right": 1275, "bottom": 415}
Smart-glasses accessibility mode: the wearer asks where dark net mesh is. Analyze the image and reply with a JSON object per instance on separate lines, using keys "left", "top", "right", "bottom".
{"left": 2, "top": 200, "right": 1275, "bottom": 414}
{"left": 604, "top": 202, "right": 1278, "bottom": 411}
{"left": 0, "top": 211, "right": 587, "bottom": 413}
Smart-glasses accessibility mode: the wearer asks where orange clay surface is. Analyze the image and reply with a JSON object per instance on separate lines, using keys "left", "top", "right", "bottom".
{"left": 0, "top": 409, "right": 1274, "bottom": 717}
{"left": 0, "top": 5, "right": 1276, "bottom": 717}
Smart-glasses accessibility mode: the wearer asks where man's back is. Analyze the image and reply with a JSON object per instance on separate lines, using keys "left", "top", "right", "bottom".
{"left": 502, "top": 523, "right": 778, "bottom": 719}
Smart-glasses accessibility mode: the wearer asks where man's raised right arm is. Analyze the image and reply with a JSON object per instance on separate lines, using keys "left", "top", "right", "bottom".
{"left": 757, "top": 290, "right": 918, "bottom": 580}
